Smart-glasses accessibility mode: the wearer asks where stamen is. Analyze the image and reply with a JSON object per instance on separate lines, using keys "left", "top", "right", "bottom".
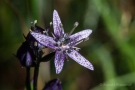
{"left": 22, "top": 33, "right": 26, "bottom": 39}
{"left": 34, "top": 41, "right": 38, "bottom": 46}
{"left": 43, "top": 31, "right": 46, "bottom": 34}
{"left": 31, "top": 20, "right": 37, "bottom": 30}
{"left": 45, "top": 22, "right": 52, "bottom": 36}
{"left": 74, "top": 22, "right": 79, "bottom": 27}
{"left": 71, "top": 37, "right": 89, "bottom": 46}
{"left": 60, "top": 23, "right": 63, "bottom": 28}
{"left": 73, "top": 47, "right": 80, "bottom": 51}
{"left": 31, "top": 21, "right": 33, "bottom": 24}
{"left": 51, "top": 32, "right": 56, "bottom": 38}
{"left": 34, "top": 20, "right": 37, "bottom": 24}
{"left": 29, "top": 29, "right": 33, "bottom": 33}
{"left": 50, "top": 22, "right": 52, "bottom": 26}
{"left": 69, "top": 22, "right": 79, "bottom": 36}
{"left": 84, "top": 37, "right": 89, "bottom": 41}
{"left": 30, "top": 22, "right": 34, "bottom": 30}
{"left": 66, "top": 55, "right": 69, "bottom": 61}
{"left": 71, "top": 39, "right": 83, "bottom": 46}
{"left": 60, "top": 23, "right": 64, "bottom": 36}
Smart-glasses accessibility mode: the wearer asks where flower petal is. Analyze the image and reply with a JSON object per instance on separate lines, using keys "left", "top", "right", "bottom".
{"left": 53, "top": 10, "right": 64, "bottom": 37}
{"left": 43, "top": 78, "right": 62, "bottom": 90}
{"left": 16, "top": 41, "right": 36, "bottom": 67}
{"left": 26, "top": 51, "right": 32, "bottom": 66}
{"left": 69, "top": 29, "right": 92, "bottom": 45}
{"left": 31, "top": 32, "right": 56, "bottom": 49}
{"left": 55, "top": 51, "right": 65, "bottom": 74}
{"left": 67, "top": 50, "right": 94, "bottom": 70}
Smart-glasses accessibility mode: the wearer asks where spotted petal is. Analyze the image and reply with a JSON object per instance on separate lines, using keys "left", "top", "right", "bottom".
{"left": 55, "top": 51, "right": 65, "bottom": 74}
{"left": 31, "top": 32, "right": 56, "bottom": 49}
{"left": 67, "top": 50, "right": 94, "bottom": 70}
{"left": 53, "top": 10, "right": 64, "bottom": 37}
{"left": 69, "top": 29, "right": 92, "bottom": 46}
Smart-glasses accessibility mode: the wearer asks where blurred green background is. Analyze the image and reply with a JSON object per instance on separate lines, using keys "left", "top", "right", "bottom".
{"left": 0, "top": 0, "right": 135, "bottom": 90}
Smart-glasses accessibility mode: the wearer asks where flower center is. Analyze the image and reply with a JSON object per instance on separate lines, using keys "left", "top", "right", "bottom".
{"left": 55, "top": 22, "right": 79, "bottom": 52}
{"left": 61, "top": 44, "right": 69, "bottom": 50}
{"left": 56, "top": 34, "right": 71, "bottom": 52}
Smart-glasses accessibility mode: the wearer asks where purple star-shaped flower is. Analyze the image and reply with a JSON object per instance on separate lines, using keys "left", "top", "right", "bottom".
{"left": 31, "top": 10, "right": 94, "bottom": 74}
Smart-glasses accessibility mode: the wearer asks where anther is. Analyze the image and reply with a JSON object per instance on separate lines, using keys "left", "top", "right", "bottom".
{"left": 50, "top": 22, "right": 52, "bottom": 26}
{"left": 74, "top": 22, "right": 79, "bottom": 27}
{"left": 34, "top": 41, "right": 38, "bottom": 47}
{"left": 60, "top": 23, "right": 63, "bottom": 28}
{"left": 34, "top": 20, "right": 37, "bottom": 24}
{"left": 45, "top": 22, "right": 52, "bottom": 36}
{"left": 69, "top": 22, "right": 79, "bottom": 36}
{"left": 43, "top": 31, "right": 46, "bottom": 34}
{"left": 29, "top": 29, "right": 33, "bottom": 33}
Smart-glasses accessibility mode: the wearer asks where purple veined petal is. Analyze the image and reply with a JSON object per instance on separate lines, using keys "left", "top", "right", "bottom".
{"left": 55, "top": 51, "right": 66, "bottom": 74}
{"left": 69, "top": 29, "right": 92, "bottom": 46}
{"left": 53, "top": 10, "right": 64, "bottom": 37}
{"left": 26, "top": 51, "right": 32, "bottom": 66}
{"left": 67, "top": 50, "right": 94, "bottom": 70}
{"left": 31, "top": 32, "right": 56, "bottom": 49}
{"left": 16, "top": 41, "right": 36, "bottom": 67}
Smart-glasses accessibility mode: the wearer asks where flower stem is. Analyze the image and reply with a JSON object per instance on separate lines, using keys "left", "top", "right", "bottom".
{"left": 26, "top": 67, "right": 31, "bottom": 90}
{"left": 33, "top": 61, "right": 40, "bottom": 90}
{"left": 33, "top": 48, "right": 41, "bottom": 90}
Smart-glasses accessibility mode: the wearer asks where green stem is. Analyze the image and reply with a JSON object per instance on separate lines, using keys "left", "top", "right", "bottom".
{"left": 33, "top": 48, "right": 42, "bottom": 90}
{"left": 33, "top": 62, "right": 40, "bottom": 90}
{"left": 26, "top": 67, "right": 31, "bottom": 90}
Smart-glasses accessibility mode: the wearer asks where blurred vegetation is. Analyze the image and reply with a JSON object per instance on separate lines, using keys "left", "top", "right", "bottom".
{"left": 0, "top": 0, "right": 135, "bottom": 90}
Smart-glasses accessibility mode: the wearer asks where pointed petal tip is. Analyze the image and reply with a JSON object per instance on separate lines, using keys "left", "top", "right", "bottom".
{"left": 87, "top": 29, "right": 92, "bottom": 34}
{"left": 89, "top": 29, "right": 92, "bottom": 33}
{"left": 85, "top": 29, "right": 92, "bottom": 37}
{"left": 91, "top": 66, "right": 94, "bottom": 71}
{"left": 88, "top": 65, "right": 94, "bottom": 71}
{"left": 53, "top": 10, "right": 57, "bottom": 13}
{"left": 87, "top": 63, "right": 94, "bottom": 70}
